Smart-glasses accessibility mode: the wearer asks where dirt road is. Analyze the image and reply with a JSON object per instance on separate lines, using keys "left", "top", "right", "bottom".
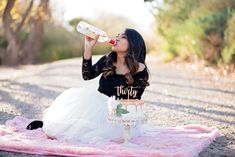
{"left": 0, "top": 55, "right": 234, "bottom": 156}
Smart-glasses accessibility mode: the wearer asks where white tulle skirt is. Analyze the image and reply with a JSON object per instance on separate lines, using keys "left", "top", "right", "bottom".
{"left": 42, "top": 77, "right": 142, "bottom": 144}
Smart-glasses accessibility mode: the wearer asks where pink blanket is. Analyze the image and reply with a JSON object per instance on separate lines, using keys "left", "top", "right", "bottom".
{"left": 0, "top": 116, "right": 220, "bottom": 157}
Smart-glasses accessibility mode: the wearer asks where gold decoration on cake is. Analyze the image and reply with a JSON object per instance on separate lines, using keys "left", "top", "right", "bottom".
{"left": 115, "top": 85, "right": 138, "bottom": 99}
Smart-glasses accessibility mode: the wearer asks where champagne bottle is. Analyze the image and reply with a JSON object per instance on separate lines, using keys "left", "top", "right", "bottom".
{"left": 77, "top": 21, "right": 116, "bottom": 45}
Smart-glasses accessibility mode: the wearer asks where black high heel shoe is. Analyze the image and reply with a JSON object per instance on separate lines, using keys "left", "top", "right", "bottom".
{"left": 26, "top": 120, "right": 43, "bottom": 130}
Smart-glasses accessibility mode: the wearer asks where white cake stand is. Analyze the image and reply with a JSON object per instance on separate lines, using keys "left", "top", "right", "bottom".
{"left": 108, "top": 115, "right": 147, "bottom": 145}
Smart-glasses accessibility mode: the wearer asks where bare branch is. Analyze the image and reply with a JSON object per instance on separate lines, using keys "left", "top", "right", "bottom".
{"left": 22, "top": 0, "right": 50, "bottom": 64}
{"left": 2, "top": 0, "right": 16, "bottom": 41}
{"left": 15, "top": 0, "right": 34, "bottom": 33}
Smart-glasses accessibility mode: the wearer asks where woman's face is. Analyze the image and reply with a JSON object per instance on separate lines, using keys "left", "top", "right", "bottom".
{"left": 111, "top": 32, "right": 129, "bottom": 53}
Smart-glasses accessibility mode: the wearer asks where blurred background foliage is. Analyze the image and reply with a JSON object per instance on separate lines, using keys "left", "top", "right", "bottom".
{"left": 0, "top": 0, "right": 235, "bottom": 69}
{"left": 0, "top": 0, "right": 141, "bottom": 64}
{"left": 146, "top": 0, "right": 235, "bottom": 67}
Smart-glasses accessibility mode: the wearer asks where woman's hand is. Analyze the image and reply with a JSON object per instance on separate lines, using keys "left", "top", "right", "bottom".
{"left": 83, "top": 35, "right": 99, "bottom": 60}
{"left": 84, "top": 35, "right": 99, "bottom": 51}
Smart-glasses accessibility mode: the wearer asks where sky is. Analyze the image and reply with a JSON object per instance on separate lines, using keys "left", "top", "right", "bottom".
{"left": 51, "top": 0, "right": 156, "bottom": 33}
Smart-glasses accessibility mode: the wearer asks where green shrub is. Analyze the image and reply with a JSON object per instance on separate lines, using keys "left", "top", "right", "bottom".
{"left": 222, "top": 10, "right": 235, "bottom": 64}
{"left": 40, "top": 24, "right": 83, "bottom": 62}
{"left": 149, "top": 0, "right": 235, "bottom": 65}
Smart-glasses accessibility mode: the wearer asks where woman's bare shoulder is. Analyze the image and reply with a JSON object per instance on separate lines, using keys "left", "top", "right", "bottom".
{"left": 137, "top": 62, "right": 146, "bottom": 72}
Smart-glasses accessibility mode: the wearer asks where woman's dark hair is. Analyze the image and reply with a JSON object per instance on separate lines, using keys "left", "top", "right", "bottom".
{"left": 102, "top": 28, "right": 149, "bottom": 86}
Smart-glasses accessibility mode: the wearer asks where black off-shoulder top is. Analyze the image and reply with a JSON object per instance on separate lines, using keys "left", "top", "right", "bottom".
{"left": 82, "top": 55, "right": 148, "bottom": 99}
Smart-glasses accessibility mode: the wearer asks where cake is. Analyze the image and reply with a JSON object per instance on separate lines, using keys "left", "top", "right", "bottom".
{"left": 107, "top": 96, "right": 147, "bottom": 126}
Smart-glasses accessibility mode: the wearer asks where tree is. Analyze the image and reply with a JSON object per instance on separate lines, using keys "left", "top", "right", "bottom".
{"left": 1, "top": 0, "right": 50, "bottom": 65}
{"left": 145, "top": 0, "right": 235, "bottom": 65}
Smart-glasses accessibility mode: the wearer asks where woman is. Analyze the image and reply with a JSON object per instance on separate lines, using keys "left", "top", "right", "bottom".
{"left": 27, "top": 28, "right": 150, "bottom": 143}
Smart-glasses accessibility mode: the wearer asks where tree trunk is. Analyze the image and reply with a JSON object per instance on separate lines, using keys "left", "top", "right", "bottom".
{"left": 0, "top": 47, "right": 6, "bottom": 65}
{"left": 1, "top": 0, "right": 49, "bottom": 66}
{"left": 21, "top": 19, "right": 43, "bottom": 64}
{"left": 21, "top": 0, "right": 49, "bottom": 64}
{"left": 2, "top": 0, "right": 20, "bottom": 65}
{"left": 4, "top": 41, "right": 21, "bottom": 65}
